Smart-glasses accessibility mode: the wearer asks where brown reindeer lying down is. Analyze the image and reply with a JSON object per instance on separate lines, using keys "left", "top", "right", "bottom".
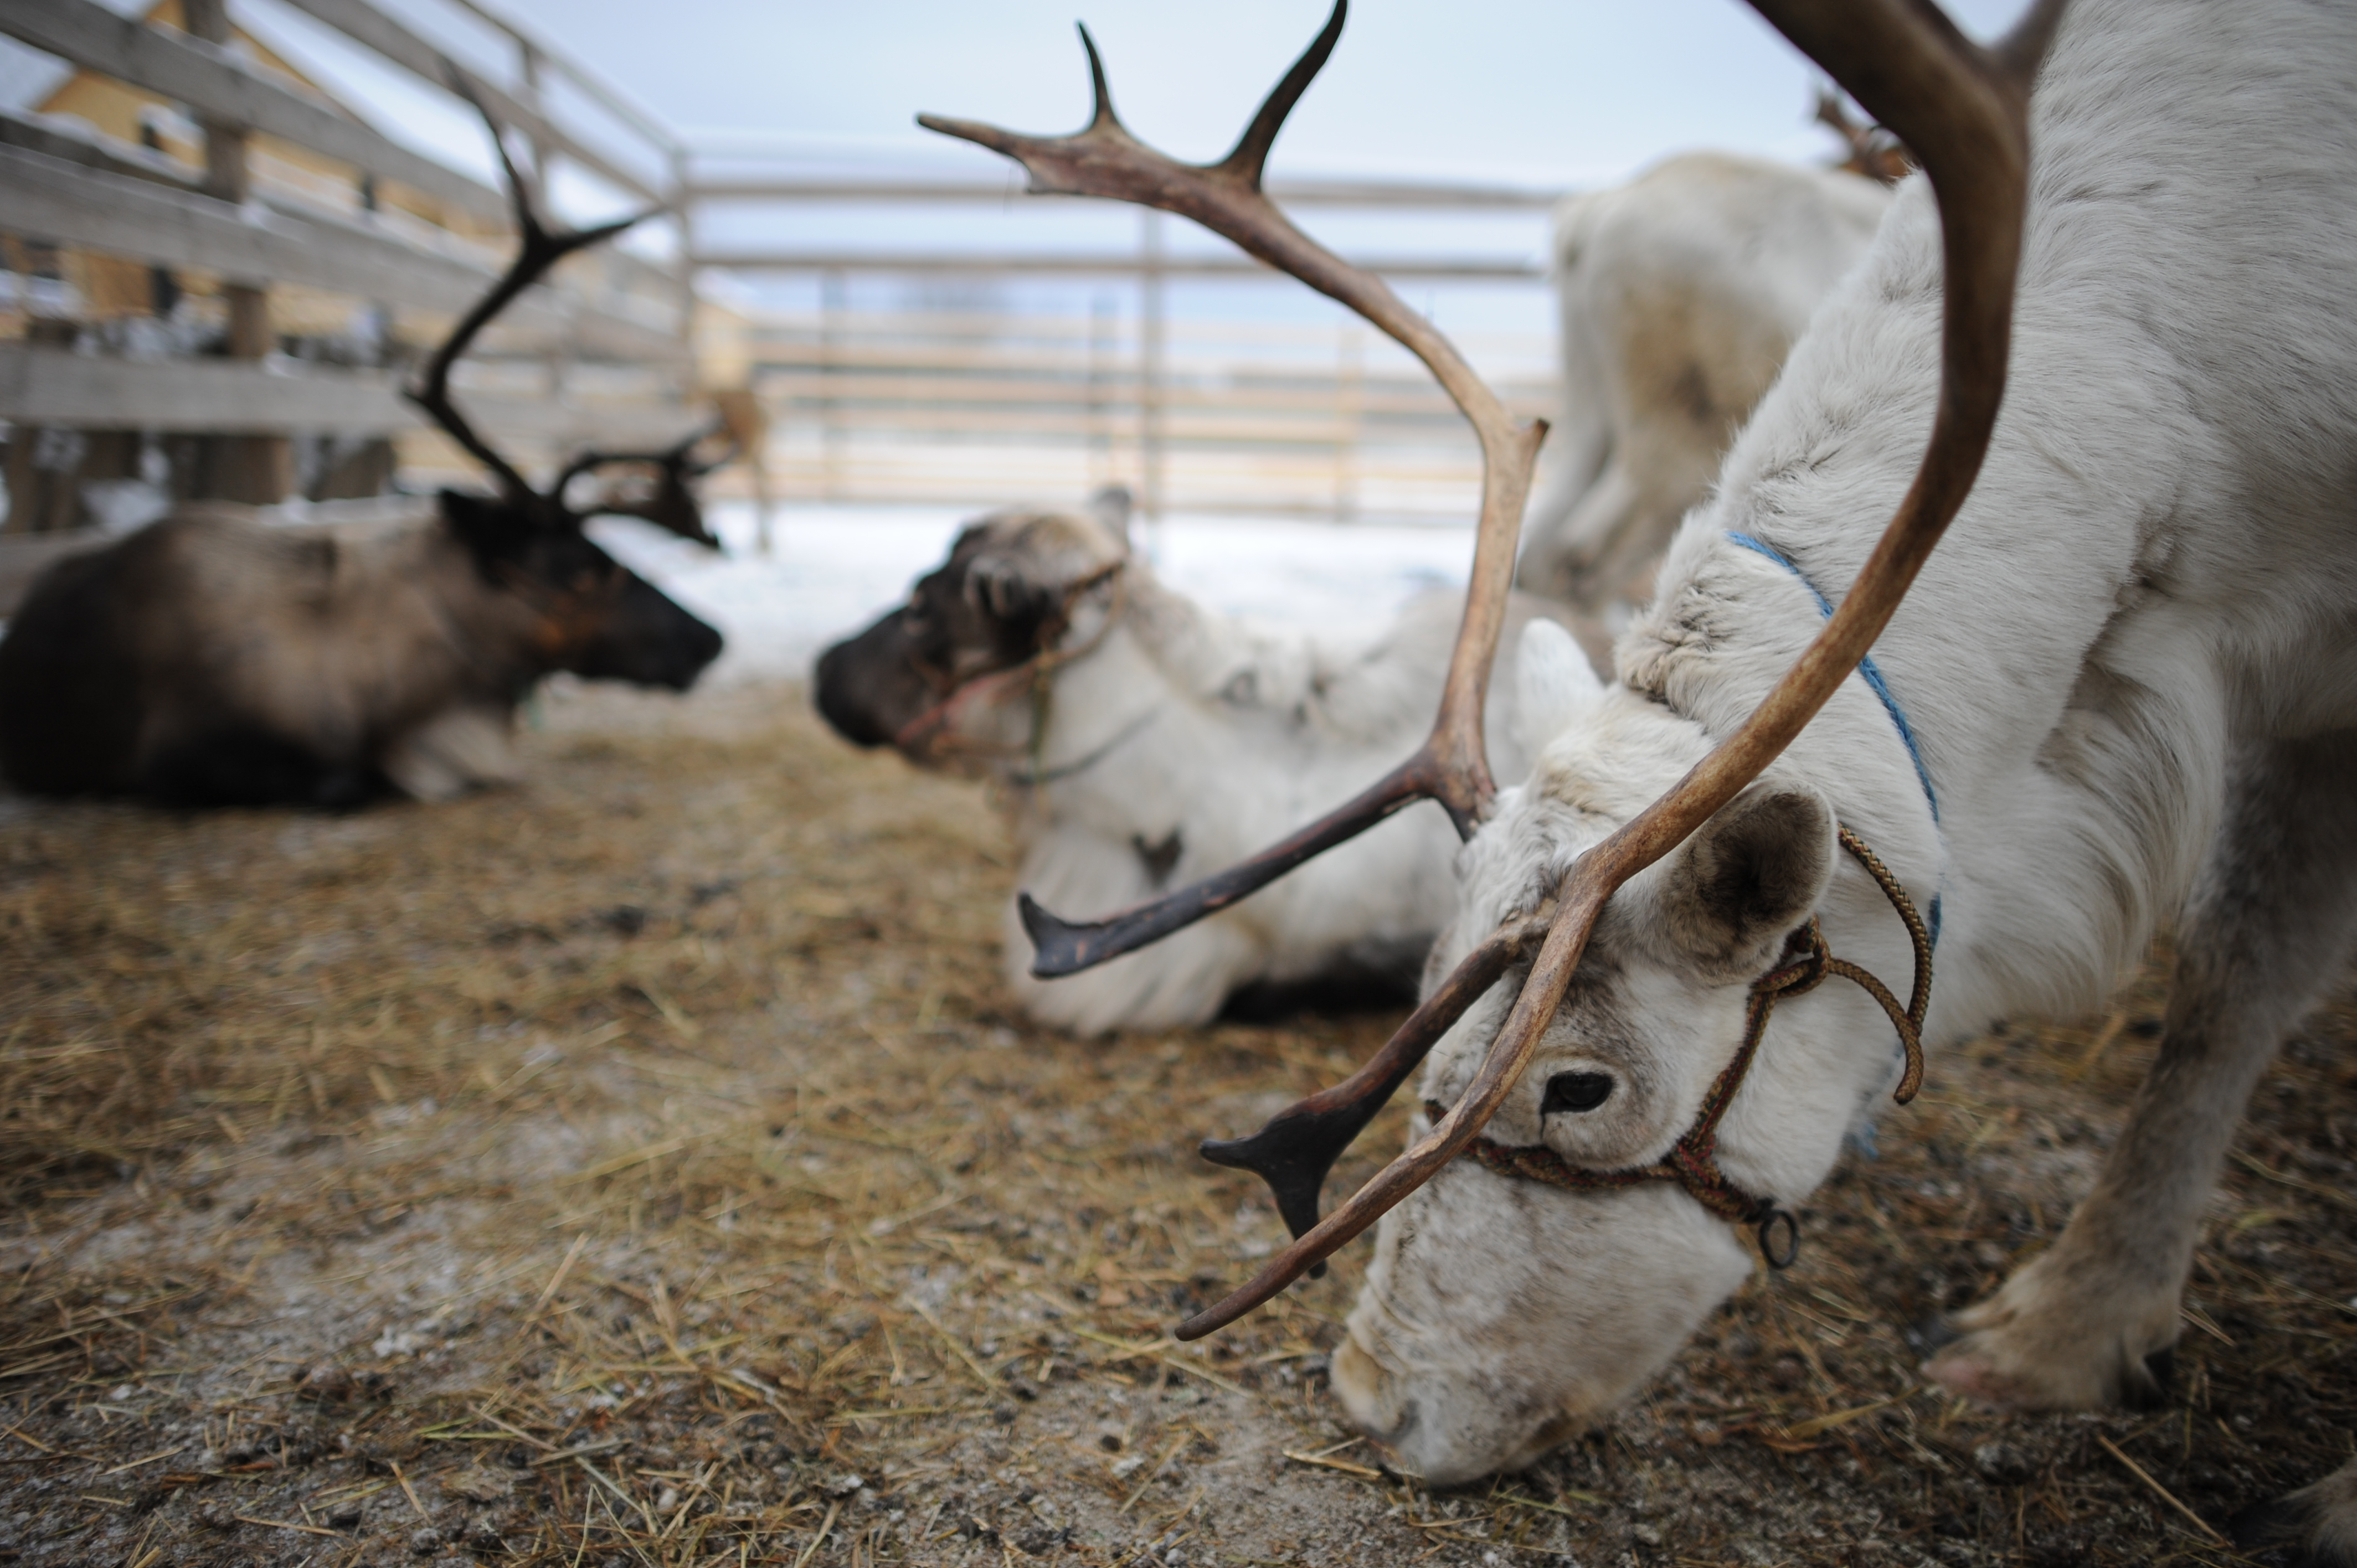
{"left": 0, "top": 495, "right": 720, "bottom": 807}
{"left": 0, "top": 88, "right": 725, "bottom": 809}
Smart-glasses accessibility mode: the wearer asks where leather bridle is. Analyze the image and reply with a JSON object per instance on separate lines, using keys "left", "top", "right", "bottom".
{"left": 889, "top": 561, "right": 1128, "bottom": 772}
{"left": 1437, "top": 824, "right": 1930, "bottom": 1269}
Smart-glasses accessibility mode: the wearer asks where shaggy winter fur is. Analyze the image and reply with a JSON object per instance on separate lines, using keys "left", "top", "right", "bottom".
{"left": 1329, "top": 2, "right": 2357, "bottom": 1540}
{"left": 0, "top": 500, "right": 721, "bottom": 806}
{"left": 814, "top": 506, "right": 1598, "bottom": 1035}
{"left": 1517, "top": 153, "right": 1890, "bottom": 614}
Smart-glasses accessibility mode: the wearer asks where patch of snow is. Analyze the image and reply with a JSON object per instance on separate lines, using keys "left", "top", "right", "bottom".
{"left": 589, "top": 501, "right": 1476, "bottom": 688}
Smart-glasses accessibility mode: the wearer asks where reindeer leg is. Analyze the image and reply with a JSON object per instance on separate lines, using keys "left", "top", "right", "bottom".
{"left": 1928, "top": 730, "right": 2357, "bottom": 1415}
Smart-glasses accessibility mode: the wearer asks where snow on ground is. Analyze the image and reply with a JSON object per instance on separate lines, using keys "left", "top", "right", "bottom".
{"left": 589, "top": 501, "right": 1475, "bottom": 685}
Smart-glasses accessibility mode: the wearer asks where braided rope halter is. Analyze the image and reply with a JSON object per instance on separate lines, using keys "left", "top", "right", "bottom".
{"left": 1441, "top": 826, "right": 1932, "bottom": 1269}
{"left": 889, "top": 560, "right": 1130, "bottom": 776}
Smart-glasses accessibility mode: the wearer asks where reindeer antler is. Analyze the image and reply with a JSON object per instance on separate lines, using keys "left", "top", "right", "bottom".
{"left": 926, "top": 0, "right": 2061, "bottom": 1337}
{"left": 1815, "top": 87, "right": 1913, "bottom": 183}
{"left": 407, "top": 72, "right": 653, "bottom": 516}
{"left": 922, "top": 0, "right": 1548, "bottom": 978}
{"left": 556, "top": 420, "right": 730, "bottom": 548}
{"left": 1169, "top": 0, "right": 2070, "bottom": 1339}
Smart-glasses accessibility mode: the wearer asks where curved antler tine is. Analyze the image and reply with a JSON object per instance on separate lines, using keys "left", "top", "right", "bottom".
{"left": 1213, "top": 0, "right": 1347, "bottom": 189}
{"left": 408, "top": 69, "right": 656, "bottom": 512}
{"left": 1177, "top": 0, "right": 2068, "bottom": 1339}
{"left": 560, "top": 421, "right": 728, "bottom": 549}
{"left": 1075, "top": 24, "right": 1120, "bottom": 135}
{"left": 1180, "top": 885, "right": 1609, "bottom": 1338}
{"left": 1199, "top": 904, "right": 1548, "bottom": 1257}
{"left": 923, "top": 4, "right": 1546, "bottom": 976}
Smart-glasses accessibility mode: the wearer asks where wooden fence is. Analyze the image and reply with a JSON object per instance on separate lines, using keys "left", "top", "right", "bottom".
{"left": 689, "top": 176, "right": 1562, "bottom": 523}
{"left": 735, "top": 301, "right": 1555, "bottom": 523}
{"left": 0, "top": 1, "right": 1567, "bottom": 539}
{"left": 0, "top": 0, "right": 699, "bottom": 532}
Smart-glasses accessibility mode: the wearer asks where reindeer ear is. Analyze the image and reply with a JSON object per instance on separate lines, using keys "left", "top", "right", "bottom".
{"left": 1087, "top": 484, "right": 1135, "bottom": 553}
{"left": 1511, "top": 616, "right": 1604, "bottom": 756}
{"left": 964, "top": 551, "right": 1054, "bottom": 625}
{"left": 1652, "top": 783, "right": 1834, "bottom": 979}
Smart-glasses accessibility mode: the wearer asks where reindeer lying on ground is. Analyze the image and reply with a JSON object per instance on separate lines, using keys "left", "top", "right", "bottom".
{"left": 0, "top": 100, "right": 722, "bottom": 808}
{"left": 814, "top": 493, "right": 1599, "bottom": 1034}
{"left": 932, "top": 0, "right": 2357, "bottom": 1554}
{"left": 1517, "top": 152, "right": 1890, "bottom": 615}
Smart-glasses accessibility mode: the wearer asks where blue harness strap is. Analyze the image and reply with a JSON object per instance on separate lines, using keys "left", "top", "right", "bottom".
{"left": 1726, "top": 530, "right": 1943, "bottom": 950}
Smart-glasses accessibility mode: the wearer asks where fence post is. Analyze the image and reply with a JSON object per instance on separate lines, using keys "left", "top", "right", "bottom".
{"left": 517, "top": 39, "right": 575, "bottom": 483}
{"left": 1138, "top": 210, "right": 1165, "bottom": 534}
{"left": 1087, "top": 293, "right": 1115, "bottom": 491}
{"left": 1334, "top": 323, "right": 1363, "bottom": 523}
{"left": 183, "top": 0, "right": 292, "bottom": 505}
{"left": 820, "top": 268, "right": 845, "bottom": 501}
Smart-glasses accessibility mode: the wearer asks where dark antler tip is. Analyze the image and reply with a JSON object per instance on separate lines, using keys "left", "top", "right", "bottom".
{"left": 1017, "top": 893, "right": 1090, "bottom": 977}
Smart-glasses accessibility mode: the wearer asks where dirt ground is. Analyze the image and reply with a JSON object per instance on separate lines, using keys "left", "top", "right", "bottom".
{"left": 0, "top": 677, "right": 2350, "bottom": 1568}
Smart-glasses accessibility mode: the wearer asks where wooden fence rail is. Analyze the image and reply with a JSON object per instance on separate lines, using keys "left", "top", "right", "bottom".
{"left": 739, "top": 305, "right": 1556, "bottom": 523}
{"left": 0, "top": 0, "right": 1564, "bottom": 535}
{"left": 0, "top": 0, "right": 697, "bottom": 530}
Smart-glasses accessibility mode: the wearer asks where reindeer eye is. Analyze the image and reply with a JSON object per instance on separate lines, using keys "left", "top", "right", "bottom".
{"left": 1542, "top": 1071, "right": 1614, "bottom": 1115}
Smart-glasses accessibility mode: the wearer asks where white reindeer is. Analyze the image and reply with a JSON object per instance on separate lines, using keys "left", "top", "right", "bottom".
{"left": 1324, "top": 0, "right": 2357, "bottom": 1533}
{"left": 929, "top": 0, "right": 2357, "bottom": 1551}
{"left": 1518, "top": 152, "right": 1891, "bottom": 614}
{"left": 814, "top": 501, "right": 1592, "bottom": 1035}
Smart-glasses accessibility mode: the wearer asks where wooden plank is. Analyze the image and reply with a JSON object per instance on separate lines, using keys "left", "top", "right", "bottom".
{"left": 0, "top": 144, "right": 680, "bottom": 362}
{"left": 690, "top": 177, "right": 1561, "bottom": 209}
{"left": 692, "top": 247, "right": 1545, "bottom": 281}
{"left": 440, "top": 0, "right": 680, "bottom": 157}
{"left": 0, "top": 345, "right": 702, "bottom": 448}
{"left": 747, "top": 368, "right": 1535, "bottom": 419}
{"left": 0, "top": 343, "right": 406, "bottom": 432}
{"left": 0, "top": 0, "right": 508, "bottom": 227}
{"left": 272, "top": 0, "right": 666, "bottom": 208}
{"left": 0, "top": 106, "right": 200, "bottom": 190}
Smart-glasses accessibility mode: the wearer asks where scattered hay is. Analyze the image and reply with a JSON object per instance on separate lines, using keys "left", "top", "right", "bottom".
{"left": 0, "top": 678, "right": 2346, "bottom": 1566}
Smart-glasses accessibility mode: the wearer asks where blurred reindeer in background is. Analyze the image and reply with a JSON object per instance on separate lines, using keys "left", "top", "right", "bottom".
{"left": 1517, "top": 152, "right": 1891, "bottom": 616}
{"left": 0, "top": 95, "right": 724, "bottom": 807}
{"left": 815, "top": 485, "right": 1603, "bottom": 1034}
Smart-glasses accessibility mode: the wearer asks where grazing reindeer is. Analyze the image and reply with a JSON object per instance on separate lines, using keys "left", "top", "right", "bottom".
{"left": 815, "top": 489, "right": 1598, "bottom": 1034}
{"left": 931, "top": 0, "right": 2357, "bottom": 1554}
{"left": 1519, "top": 152, "right": 1890, "bottom": 614}
{"left": 0, "top": 100, "right": 722, "bottom": 808}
